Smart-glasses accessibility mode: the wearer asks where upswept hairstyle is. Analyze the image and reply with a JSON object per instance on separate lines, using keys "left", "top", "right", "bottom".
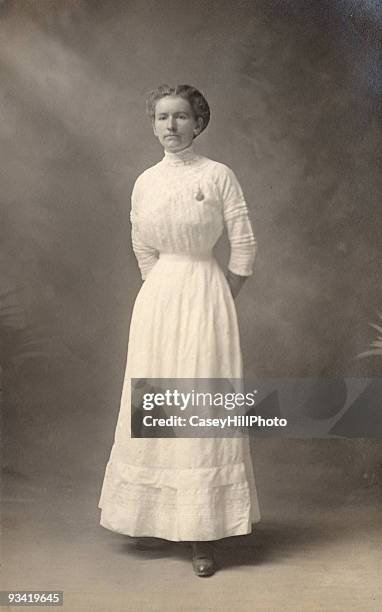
{"left": 146, "top": 84, "right": 210, "bottom": 137}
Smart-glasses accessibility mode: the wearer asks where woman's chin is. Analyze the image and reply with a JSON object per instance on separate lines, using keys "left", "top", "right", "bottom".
{"left": 163, "top": 141, "right": 191, "bottom": 153}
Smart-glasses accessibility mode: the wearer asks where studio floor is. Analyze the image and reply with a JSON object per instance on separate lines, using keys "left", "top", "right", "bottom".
{"left": 3, "top": 469, "right": 382, "bottom": 612}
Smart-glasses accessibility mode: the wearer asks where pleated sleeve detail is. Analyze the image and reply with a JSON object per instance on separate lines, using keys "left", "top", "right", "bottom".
{"left": 219, "top": 165, "right": 257, "bottom": 277}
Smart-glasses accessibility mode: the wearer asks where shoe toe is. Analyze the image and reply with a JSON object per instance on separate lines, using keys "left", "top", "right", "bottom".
{"left": 192, "top": 559, "right": 215, "bottom": 577}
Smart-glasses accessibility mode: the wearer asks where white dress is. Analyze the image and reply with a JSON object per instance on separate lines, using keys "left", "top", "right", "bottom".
{"left": 98, "top": 144, "right": 261, "bottom": 541}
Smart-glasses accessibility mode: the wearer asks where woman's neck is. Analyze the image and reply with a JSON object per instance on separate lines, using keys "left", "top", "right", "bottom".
{"left": 162, "top": 143, "right": 199, "bottom": 166}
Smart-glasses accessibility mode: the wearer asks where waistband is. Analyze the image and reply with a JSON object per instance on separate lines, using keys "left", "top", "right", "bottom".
{"left": 159, "top": 252, "right": 213, "bottom": 262}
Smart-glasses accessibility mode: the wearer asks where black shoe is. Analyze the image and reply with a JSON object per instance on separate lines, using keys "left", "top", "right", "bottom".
{"left": 192, "top": 541, "right": 215, "bottom": 577}
{"left": 128, "top": 536, "right": 170, "bottom": 550}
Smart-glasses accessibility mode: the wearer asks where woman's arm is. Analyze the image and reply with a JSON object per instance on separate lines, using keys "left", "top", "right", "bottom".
{"left": 225, "top": 269, "right": 248, "bottom": 299}
{"left": 220, "top": 166, "right": 257, "bottom": 298}
{"left": 131, "top": 221, "right": 159, "bottom": 281}
{"left": 130, "top": 178, "right": 159, "bottom": 281}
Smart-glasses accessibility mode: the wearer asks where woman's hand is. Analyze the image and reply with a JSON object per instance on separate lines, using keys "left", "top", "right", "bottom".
{"left": 225, "top": 270, "right": 248, "bottom": 299}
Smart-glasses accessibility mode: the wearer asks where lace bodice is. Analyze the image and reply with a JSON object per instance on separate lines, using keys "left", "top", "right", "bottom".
{"left": 130, "top": 144, "right": 257, "bottom": 279}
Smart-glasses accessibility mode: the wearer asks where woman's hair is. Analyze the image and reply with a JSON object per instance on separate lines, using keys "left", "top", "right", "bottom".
{"left": 146, "top": 84, "right": 210, "bottom": 137}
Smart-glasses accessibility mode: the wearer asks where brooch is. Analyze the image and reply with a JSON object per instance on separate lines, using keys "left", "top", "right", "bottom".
{"left": 195, "top": 187, "right": 205, "bottom": 201}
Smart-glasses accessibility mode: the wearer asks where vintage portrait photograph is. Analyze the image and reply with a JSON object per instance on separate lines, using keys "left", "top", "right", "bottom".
{"left": 1, "top": 1, "right": 381, "bottom": 610}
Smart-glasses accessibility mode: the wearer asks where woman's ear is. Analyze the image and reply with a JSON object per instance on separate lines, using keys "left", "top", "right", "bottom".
{"left": 152, "top": 119, "right": 158, "bottom": 137}
{"left": 193, "top": 117, "right": 203, "bottom": 136}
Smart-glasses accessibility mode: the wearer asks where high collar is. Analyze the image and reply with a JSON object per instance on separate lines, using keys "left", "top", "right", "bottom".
{"left": 162, "top": 143, "right": 200, "bottom": 166}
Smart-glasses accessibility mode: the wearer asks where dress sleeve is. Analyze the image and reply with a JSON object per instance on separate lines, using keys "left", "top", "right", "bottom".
{"left": 219, "top": 165, "right": 257, "bottom": 276}
{"left": 130, "top": 178, "right": 159, "bottom": 280}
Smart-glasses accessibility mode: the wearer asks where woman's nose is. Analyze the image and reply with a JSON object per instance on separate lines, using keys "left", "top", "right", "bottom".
{"left": 166, "top": 116, "right": 177, "bottom": 131}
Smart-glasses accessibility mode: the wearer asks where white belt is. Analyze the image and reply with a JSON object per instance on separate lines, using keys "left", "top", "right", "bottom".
{"left": 159, "top": 252, "right": 213, "bottom": 262}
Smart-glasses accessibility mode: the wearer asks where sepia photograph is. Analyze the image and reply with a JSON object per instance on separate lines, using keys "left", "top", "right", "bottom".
{"left": 1, "top": 1, "right": 382, "bottom": 610}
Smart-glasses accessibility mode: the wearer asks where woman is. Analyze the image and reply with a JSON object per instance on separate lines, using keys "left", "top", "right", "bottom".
{"left": 98, "top": 84, "right": 261, "bottom": 577}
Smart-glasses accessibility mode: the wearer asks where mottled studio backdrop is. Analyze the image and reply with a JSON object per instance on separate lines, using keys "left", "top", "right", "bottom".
{"left": 1, "top": 1, "right": 381, "bottom": 500}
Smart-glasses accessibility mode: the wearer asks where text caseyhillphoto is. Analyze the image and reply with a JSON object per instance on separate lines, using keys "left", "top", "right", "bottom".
{"left": 142, "top": 415, "right": 288, "bottom": 429}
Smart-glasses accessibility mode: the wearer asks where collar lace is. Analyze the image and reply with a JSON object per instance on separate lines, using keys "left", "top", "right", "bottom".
{"left": 162, "top": 143, "right": 200, "bottom": 166}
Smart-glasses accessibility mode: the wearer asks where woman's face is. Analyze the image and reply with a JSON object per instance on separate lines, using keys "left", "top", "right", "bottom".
{"left": 152, "top": 96, "right": 202, "bottom": 153}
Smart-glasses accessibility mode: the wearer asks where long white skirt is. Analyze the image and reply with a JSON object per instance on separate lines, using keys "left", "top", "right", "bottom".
{"left": 98, "top": 253, "right": 261, "bottom": 541}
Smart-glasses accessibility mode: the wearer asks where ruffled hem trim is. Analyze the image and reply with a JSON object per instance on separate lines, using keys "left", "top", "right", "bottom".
{"left": 98, "top": 457, "right": 261, "bottom": 541}
{"left": 99, "top": 455, "right": 251, "bottom": 490}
